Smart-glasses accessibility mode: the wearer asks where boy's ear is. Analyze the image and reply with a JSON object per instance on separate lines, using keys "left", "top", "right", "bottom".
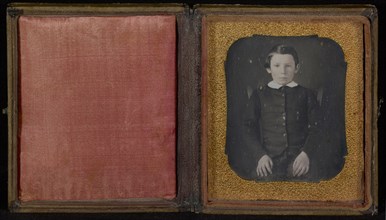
{"left": 266, "top": 68, "right": 272, "bottom": 74}
{"left": 295, "top": 64, "right": 300, "bottom": 73}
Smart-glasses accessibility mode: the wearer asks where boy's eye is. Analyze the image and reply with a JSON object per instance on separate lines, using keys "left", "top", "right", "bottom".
{"left": 274, "top": 64, "right": 280, "bottom": 67}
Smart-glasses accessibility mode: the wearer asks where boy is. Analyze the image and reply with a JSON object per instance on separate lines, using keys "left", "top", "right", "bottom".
{"left": 245, "top": 44, "right": 320, "bottom": 181}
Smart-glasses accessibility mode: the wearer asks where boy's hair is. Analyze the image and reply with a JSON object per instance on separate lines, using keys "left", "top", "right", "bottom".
{"left": 264, "top": 44, "right": 299, "bottom": 68}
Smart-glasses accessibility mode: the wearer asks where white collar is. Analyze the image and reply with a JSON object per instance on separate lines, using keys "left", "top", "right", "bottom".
{"left": 267, "top": 81, "right": 298, "bottom": 89}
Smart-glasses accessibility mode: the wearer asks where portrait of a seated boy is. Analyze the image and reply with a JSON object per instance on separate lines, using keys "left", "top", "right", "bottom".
{"left": 225, "top": 37, "right": 347, "bottom": 182}
{"left": 247, "top": 44, "right": 320, "bottom": 181}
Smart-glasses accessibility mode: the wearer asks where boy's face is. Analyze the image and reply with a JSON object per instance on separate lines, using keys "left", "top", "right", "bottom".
{"left": 266, "top": 53, "right": 299, "bottom": 85}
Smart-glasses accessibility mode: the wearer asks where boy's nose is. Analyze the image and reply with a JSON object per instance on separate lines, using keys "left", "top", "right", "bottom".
{"left": 280, "top": 67, "right": 286, "bottom": 75}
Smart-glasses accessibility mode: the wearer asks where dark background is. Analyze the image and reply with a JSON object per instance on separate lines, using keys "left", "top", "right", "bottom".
{"left": 0, "top": 0, "right": 384, "bottom": 220}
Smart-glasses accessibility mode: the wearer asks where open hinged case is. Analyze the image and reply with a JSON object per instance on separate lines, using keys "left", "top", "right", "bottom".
{"left": 7, "top": 4, "right": 378, "bottom": 215}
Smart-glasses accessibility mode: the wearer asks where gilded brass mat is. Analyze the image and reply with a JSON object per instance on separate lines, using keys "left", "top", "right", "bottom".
{"left": 205, "top": 16, "right": 364, "bottom": 201}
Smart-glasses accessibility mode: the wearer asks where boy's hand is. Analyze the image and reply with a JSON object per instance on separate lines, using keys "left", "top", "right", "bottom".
{"left": 256, "top": 155, "right": 273, "bottom": 177}
{"left": 292, "top": 151, "right": 309, "bottom": 177}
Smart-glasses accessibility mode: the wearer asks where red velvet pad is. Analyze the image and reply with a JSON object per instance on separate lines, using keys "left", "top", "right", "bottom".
{"left": 18, "top": 16, "right": 176, "bottom": 201}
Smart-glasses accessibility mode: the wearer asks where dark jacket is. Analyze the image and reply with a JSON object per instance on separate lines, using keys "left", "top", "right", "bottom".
{"left": 226, "top": 84, "right": 321, "bottom": 180}
{"left": 251, "top": 85, "right": 320, "bottom": 159}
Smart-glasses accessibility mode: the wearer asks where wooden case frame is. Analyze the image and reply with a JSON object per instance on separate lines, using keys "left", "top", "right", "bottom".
{"left": 198, "top": 5, "right": 378, "bottom": 215}
{"left": 7, "top": 3, "right": 201, "bottom": 213}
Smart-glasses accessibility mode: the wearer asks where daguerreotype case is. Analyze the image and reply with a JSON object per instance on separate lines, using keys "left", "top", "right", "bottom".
{"left": 7, "top": 4, "right": 377, "bottom": 215}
